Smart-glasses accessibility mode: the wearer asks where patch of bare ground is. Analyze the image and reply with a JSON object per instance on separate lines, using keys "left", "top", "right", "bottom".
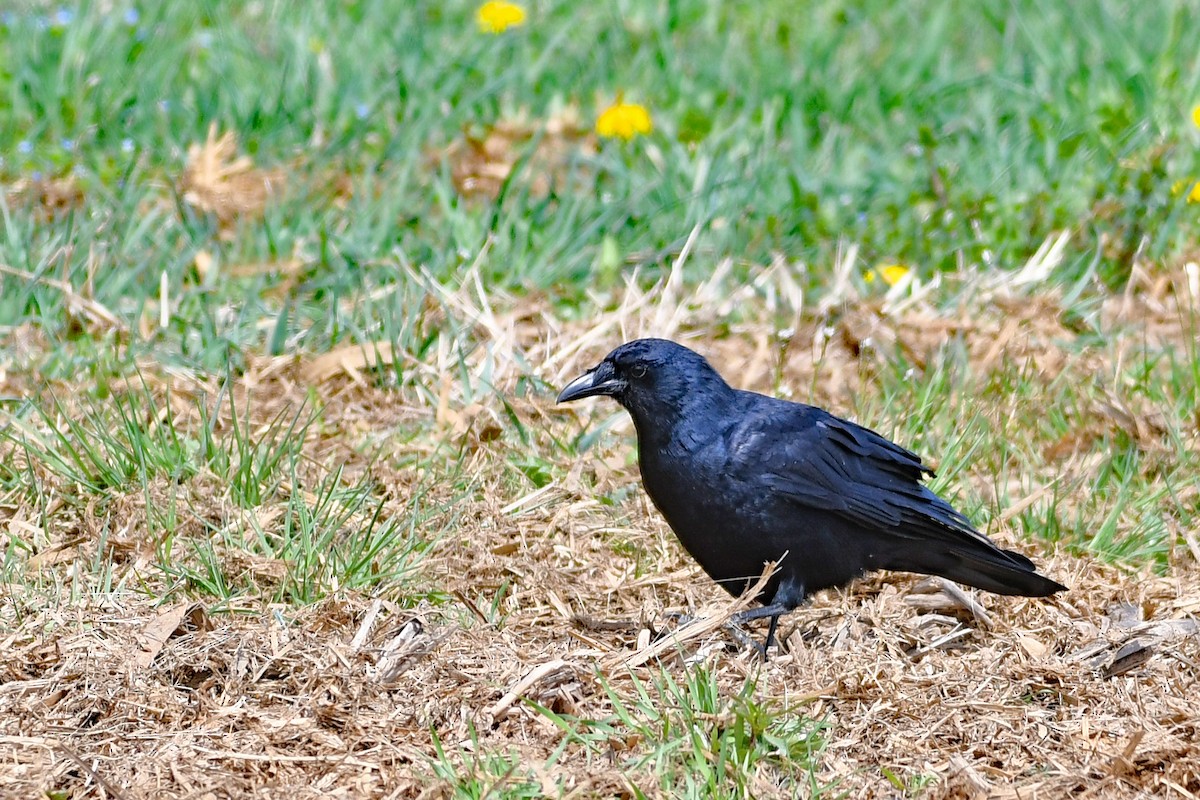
{"left": 436, "top": 107, "right": 596, "bottom": 200}
{"left": 2, "top": 246, "right": 1199, "bottom": 797}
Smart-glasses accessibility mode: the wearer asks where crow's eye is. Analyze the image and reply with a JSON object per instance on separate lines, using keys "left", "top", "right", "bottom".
{"left": 630, "top": 364, "right": 647, "bottom": 378}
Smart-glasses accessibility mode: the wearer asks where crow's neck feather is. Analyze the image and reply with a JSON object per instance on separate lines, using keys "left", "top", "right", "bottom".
{"left": 625, "top": 370, "right": 738, "bottom": 451}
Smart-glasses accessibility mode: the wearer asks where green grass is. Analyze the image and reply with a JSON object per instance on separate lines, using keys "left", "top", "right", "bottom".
{"left": 2, "top": 1, "right": 1200, "bottom": 796}
{"left": 0, "top": 378, "right": 437, "bottom": 606}
{"left": 571, "top": 665, "right": 826, "bottom": 798}
{"left": 423, "top": 665, "right": 826, "bottom": 798}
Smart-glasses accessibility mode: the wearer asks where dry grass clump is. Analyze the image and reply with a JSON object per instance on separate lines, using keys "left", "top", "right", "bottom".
{"left": 182, "top": 124, "right": 283, "bottom": 227}
{"left": 4, "top": 174, "right": 85, "bottom": 219}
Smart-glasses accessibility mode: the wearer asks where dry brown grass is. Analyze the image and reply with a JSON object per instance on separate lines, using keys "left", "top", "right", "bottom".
{"left": 4, "top": 174, "right": 86, "bottom": 219}
{"left": 181, "top": 124, "right": 283, "bottom": 229}
{"left": 2, "top": 535, "right": 1196, "bottom": 798}
{"left": 2, "top": 256, "right": 1199, "bottom": 798}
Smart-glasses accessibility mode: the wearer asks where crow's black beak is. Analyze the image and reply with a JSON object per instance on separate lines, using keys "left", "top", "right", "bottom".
{"left": 557, "top": 362, "right": 625, "bottom": 403}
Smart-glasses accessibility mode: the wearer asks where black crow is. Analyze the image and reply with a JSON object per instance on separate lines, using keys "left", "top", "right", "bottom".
{"left": 557, "top": 338, "right": 1066, "bottom": 651}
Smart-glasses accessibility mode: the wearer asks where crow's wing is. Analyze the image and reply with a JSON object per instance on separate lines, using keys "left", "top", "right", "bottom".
{"left": 727, "top": 399, "right": 1027, "bottom": 563}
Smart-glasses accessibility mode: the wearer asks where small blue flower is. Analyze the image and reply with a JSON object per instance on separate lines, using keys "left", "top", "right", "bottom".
{"left": 123, "top": 8, "right": 140, "bottom": 26}
{"left": 52, "top": 8, "right": 73, "bottom": 27}
{"left": 18, "top": 140, "right": 32, "bottom": 154}
{"left": 158, "top": 99, "right": 171, "bottom": 112}
{"left": 121, "top": 138, "right": 135, "bottom": 153}
{"left": 195, "top": 30, "right": 213, "bottom": 49}
{"left": 61, "top": 138, "right": 74, "bottom": 152}
{"left": 355, "top": 102, "right": 370, "bottom": 120}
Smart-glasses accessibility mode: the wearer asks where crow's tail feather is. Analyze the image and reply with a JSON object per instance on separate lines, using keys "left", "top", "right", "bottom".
{"left": 886, "top": 546, "right": 1066, "bottom": 597}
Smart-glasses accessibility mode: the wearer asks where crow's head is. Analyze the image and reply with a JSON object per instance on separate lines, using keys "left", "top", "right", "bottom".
{"left": 556, "top": 338, "right": 730, "bottom": 428}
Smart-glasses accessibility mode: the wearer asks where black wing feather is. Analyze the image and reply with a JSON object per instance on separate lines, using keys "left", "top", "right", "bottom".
{"left": 732, "top": 401, "right": 1018, "bottom": 560}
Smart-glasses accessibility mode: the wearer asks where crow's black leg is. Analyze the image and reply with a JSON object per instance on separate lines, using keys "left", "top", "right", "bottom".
{"left": 764, "top": 613, "right": 782, "bottom": 652}
{"left": 731, "top": 602, "right": 792, "bottom": 624}
{"left": 734, "top": 599, "right": 792, "bottom": 623}
{"left": 731, "top": 602, "right": 793, "bottom": 659}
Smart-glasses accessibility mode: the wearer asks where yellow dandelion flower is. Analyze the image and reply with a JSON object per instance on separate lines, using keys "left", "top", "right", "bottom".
{"left": 596, "top": 98, "right": 653, "bottom": 141}
{"left": 1192, "top": 104, "right": 1200, "bottom": 129}
{"left": 1177, "top": 179, "right": 1200, "bottom": 203}
{"left": 865, "top": 263, "right": 910, "bottom": 287}
{"left": 476, "top": 1, "right": 525, "bottom": 34}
